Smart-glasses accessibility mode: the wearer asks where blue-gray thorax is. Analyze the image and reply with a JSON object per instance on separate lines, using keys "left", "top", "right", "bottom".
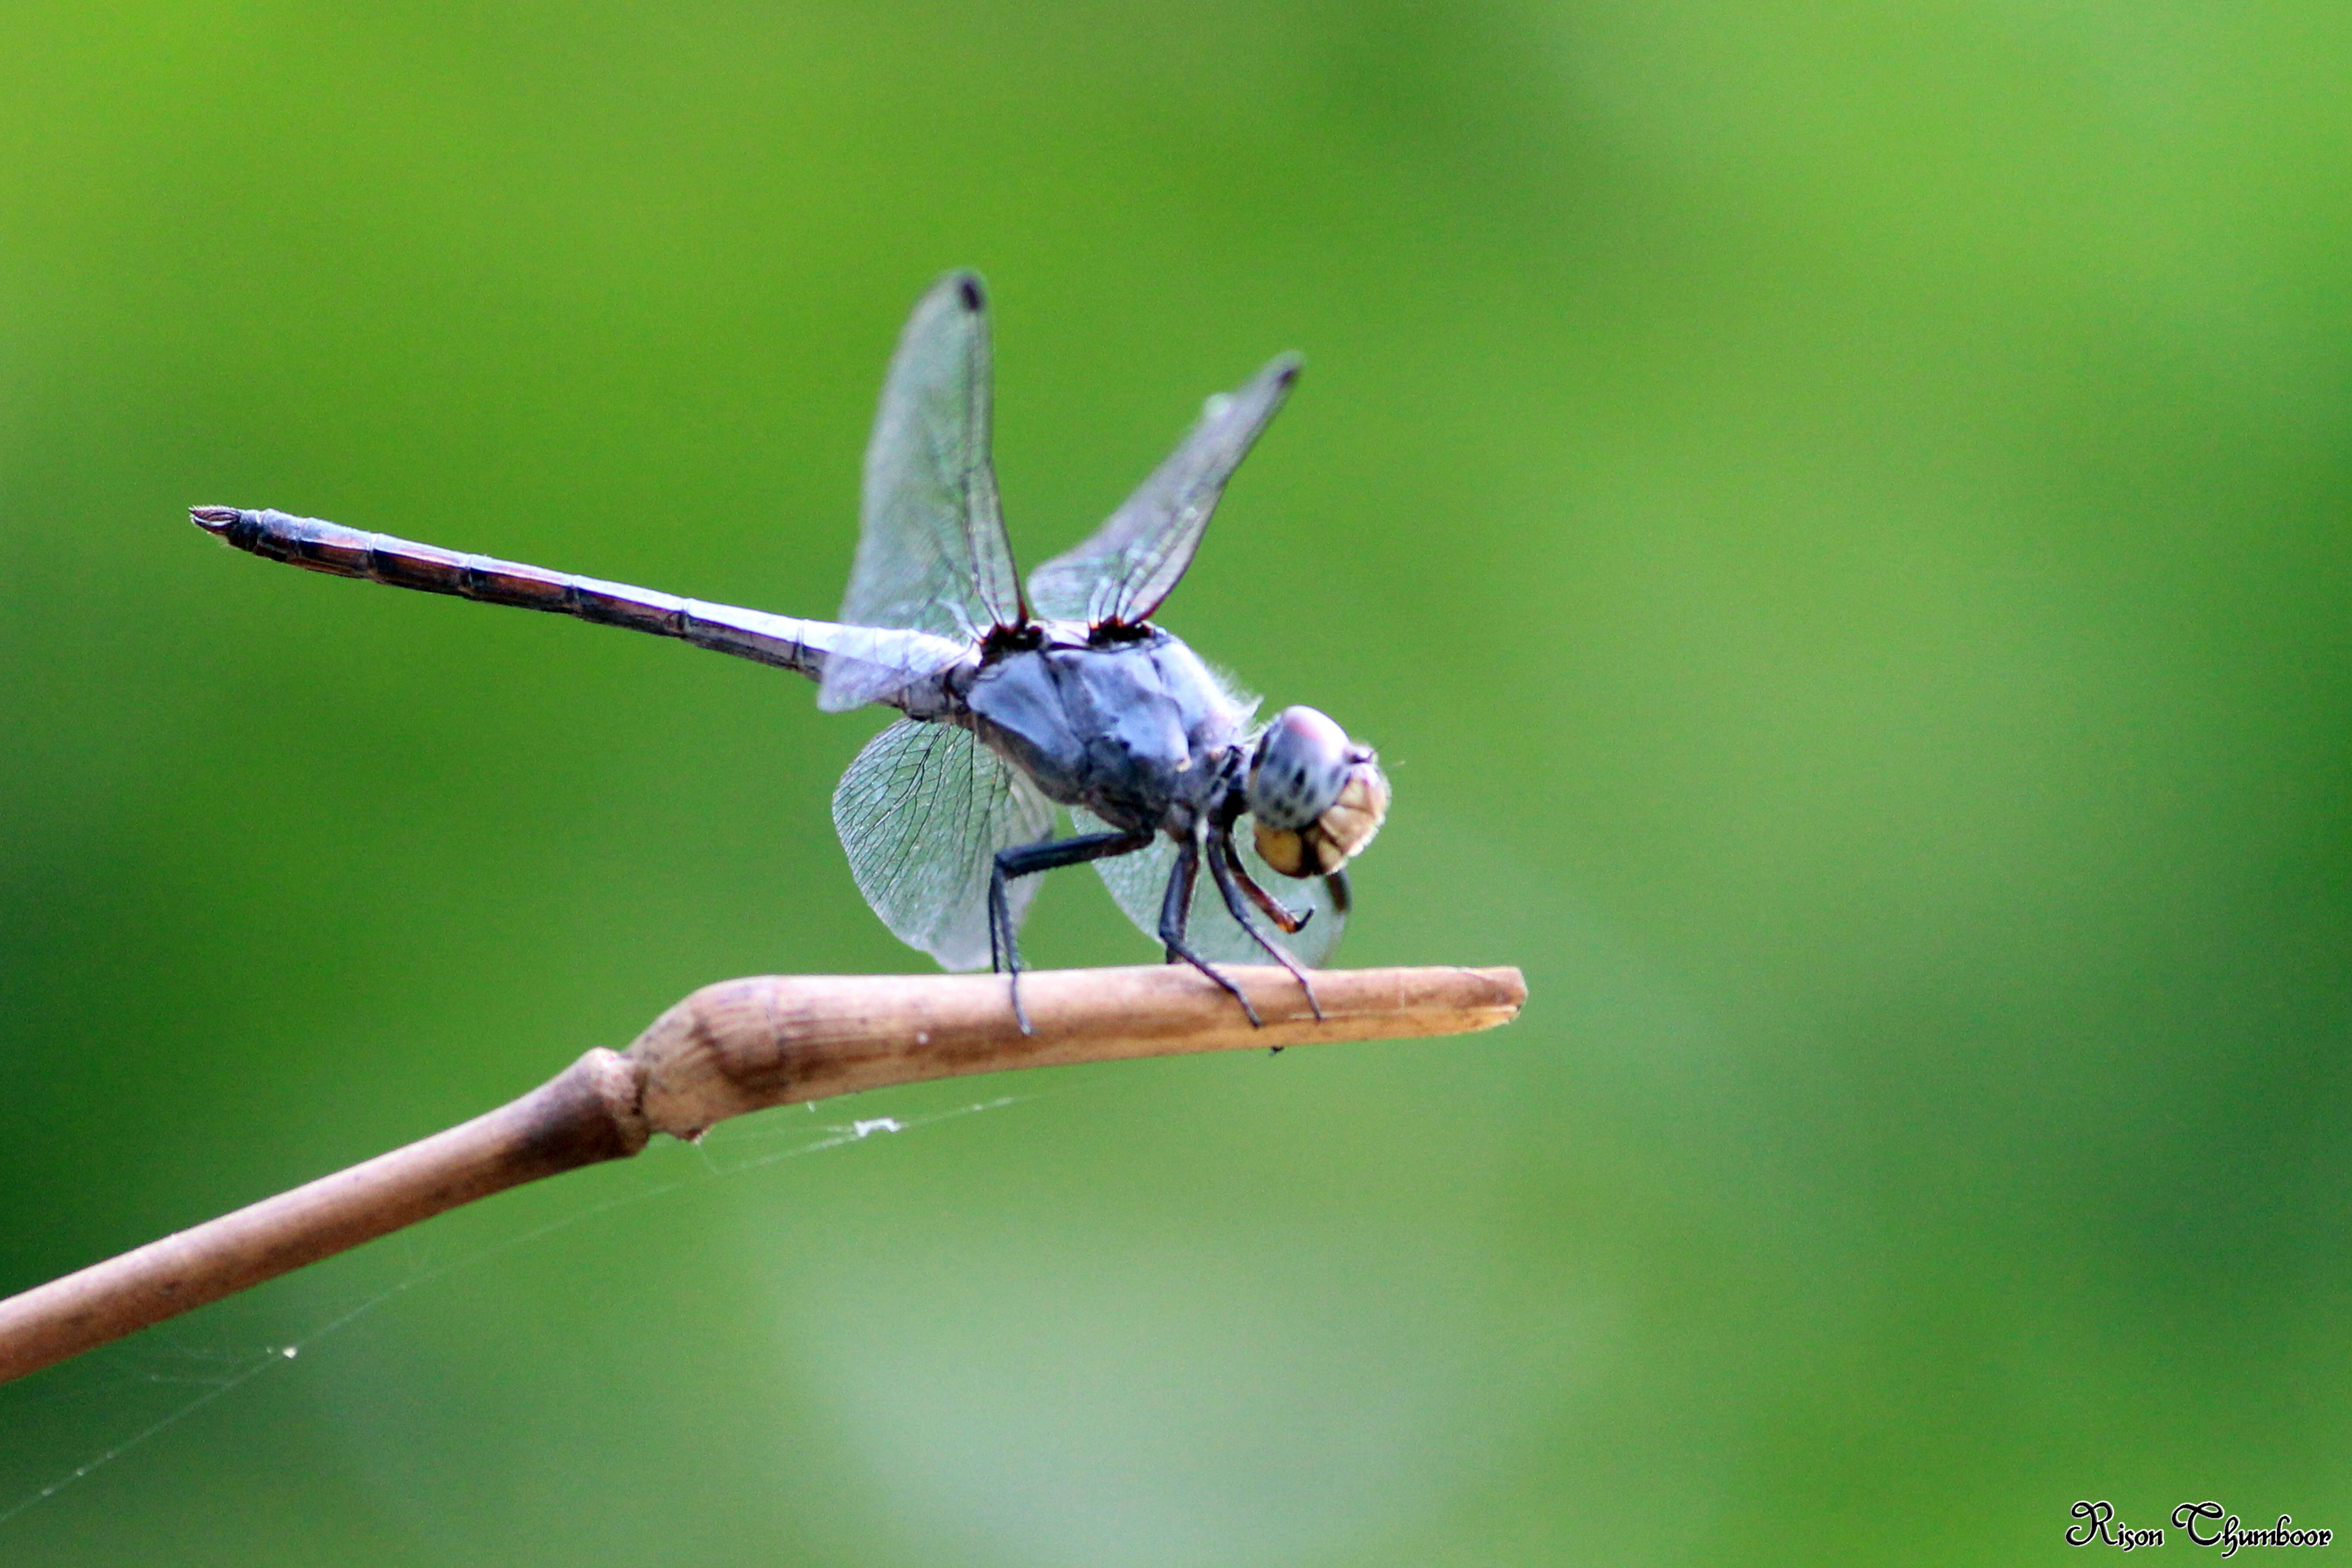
{"left": 953, "top": 622, "right": 1252, "bottom": 836}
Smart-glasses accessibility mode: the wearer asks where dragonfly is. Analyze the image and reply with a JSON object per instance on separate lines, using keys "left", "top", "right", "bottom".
{"left": 192, "top": 271, "right": 1389, "bottom": 1031}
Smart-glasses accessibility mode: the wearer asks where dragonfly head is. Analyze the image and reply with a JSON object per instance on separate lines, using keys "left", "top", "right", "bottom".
{"left": 1245, "top": 706, "right": 1390, "bottom": 878}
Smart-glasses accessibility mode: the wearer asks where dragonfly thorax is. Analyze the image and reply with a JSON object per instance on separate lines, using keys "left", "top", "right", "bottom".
{"left": 962, "top": 623, "right": 1253, "bottom": 835}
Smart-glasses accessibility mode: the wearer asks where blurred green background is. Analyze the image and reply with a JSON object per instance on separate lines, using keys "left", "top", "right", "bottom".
{"left": 4, "top": 1, "right": 2349, "bottom": 1562}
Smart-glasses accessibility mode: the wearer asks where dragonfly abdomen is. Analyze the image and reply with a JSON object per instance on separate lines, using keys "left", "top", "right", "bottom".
{"left": 189, "top": 507, "right": 830, "bottom": 678}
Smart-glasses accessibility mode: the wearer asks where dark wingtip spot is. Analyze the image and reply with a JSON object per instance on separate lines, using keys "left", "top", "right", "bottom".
{"left": 1271, "top": 352, "right": 1303, "bottom": 385}
{"left": 956, "top": 273, "right": 984, "bottom": 311}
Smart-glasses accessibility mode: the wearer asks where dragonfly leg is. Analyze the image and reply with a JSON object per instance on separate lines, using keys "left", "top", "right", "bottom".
{"left": 1210, "top": 833, "right": 1324, "bottom": 1025}
{"left": 1156, "top": 834, "right": 1198, "bottom": 969}
{"left": 1158, "top": 836, "right": 1264, "bottom": 1028}
{"left": 1217, "top": 834, "right": 1311, "bottom": 934}
{"left": 990, "top": 828, "right": 1153, "bottom": 1034}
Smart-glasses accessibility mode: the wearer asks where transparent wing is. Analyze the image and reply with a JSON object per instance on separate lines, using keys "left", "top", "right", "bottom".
{"left": 808, "top": 623, "right": 972, "bottom": 714}
{"left": 1029, "top": 354, "right": 1299, "bottom": 627}
{"left": 834, "top": 719, "right": 1055, "bottom": 971}
{"left": 823, "top": 272, "right": 1024, "bottom": 710}
{"left": 1073, "top": 808, "right": 1348, "bottom": 967}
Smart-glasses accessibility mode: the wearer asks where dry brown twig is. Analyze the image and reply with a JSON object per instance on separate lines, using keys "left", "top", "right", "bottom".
{"left": 0, "top": 963, "right": 1524, "bottom": 1386}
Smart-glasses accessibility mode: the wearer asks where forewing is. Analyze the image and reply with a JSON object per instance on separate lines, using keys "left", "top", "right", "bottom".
{"left": 1074, "top": 808, "right": 1347, "bottom": 966}
{"left": 1029, "top": 354, "right": 1299, "bottom": 626}
{"left": 834, "top": 719, "right": 1054, "bottom": 970}
{"left": 825, "top": 273, "right": 1024, "bottom": 710}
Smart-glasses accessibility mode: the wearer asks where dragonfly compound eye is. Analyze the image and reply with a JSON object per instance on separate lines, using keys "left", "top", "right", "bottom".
{"left": 1249, "top": 706, "right": 1390, "bottom": 877}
